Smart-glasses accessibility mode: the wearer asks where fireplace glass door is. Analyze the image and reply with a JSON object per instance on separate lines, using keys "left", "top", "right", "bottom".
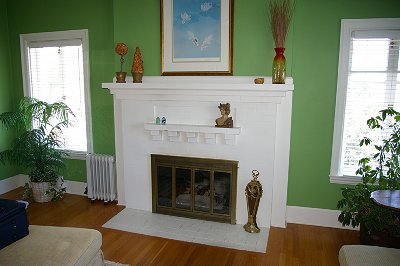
{"left": 157, "top": 166, "right": 172, "bottom": 207}
{"left": 194, "top": 170, "right": 211, "bottom": 212}
{"left": 151, "top": 154, "right": 238, "bottom": 224}
{"left": 175, "top": 168, "right": 191, "bottom": 210}
{"left": 214, "top": 171, "right": 231, "bottom": 215}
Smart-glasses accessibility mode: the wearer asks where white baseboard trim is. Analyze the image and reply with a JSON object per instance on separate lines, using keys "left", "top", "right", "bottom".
{"left": 0, "top": 174, "right": 29, "bottom": 195}
{"left": 0, "top": 175, "right": 357, "bottom": 231}
{"left": 0, "top": 174, "right": 87, "bottom": 197}
{"left": 286, "top": 206, "right": 359, "bottom": 230}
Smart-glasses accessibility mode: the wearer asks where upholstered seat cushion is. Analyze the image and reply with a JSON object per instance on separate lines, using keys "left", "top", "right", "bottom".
{"left": 0, "top": 225, "right": 103, "bottom": 266}
{"left": 339, "top": 245, "right": 400, "bottom": 266}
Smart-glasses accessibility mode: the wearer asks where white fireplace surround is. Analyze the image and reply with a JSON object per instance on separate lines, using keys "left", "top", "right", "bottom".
{"left": 103, "top": 76, "right": 293, "bottom": 228}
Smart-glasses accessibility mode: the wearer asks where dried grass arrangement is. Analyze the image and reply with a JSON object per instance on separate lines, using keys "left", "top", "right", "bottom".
{"left": 268, "top": 0, "right": 294, "bottom": 48}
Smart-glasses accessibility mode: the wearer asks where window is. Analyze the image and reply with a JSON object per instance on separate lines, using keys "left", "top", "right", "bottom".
{"left": 330, "top": 19, "right": 400, "bottom": 184}
{"left": 20, "top": 30, "right": 92, "bottom": 159}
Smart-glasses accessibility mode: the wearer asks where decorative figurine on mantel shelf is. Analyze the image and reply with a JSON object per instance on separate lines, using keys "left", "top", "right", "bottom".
{"left": 115, "top": 43, "right": 128, "bottom": 83}
{"left": 132, "top": 46, "right": 144, "bottom": 83}
{"left": 215, "top": 103, "right": 233, "bottom": 128}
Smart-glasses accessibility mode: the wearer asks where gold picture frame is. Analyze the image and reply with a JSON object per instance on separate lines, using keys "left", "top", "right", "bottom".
{"left": 161, "top": 0, "right": 233, "bottom": 76}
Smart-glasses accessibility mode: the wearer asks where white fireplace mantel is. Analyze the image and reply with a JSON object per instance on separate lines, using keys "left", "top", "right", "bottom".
{"left": 103, "top": 76, "right": 292, "bottom": 102}
{"left": 103, "top": 76, "right": 294, "bottom": 228}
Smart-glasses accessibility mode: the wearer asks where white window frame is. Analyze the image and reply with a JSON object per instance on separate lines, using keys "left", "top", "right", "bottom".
{"left": 330, "top": 18, "right": 400, "bottom": 185}
{"left": 20, "top": 29, "right": 93, "bottom": 160}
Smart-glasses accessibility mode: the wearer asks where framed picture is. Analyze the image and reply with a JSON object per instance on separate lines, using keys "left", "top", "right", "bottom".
{"left": 161, "top": 0, "right": 233, "bottom": 75}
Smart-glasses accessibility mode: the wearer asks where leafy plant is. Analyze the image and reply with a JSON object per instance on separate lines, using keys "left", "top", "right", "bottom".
{"left": 0, "top": 97, "right": 74, "bottom": 201}
{"left": 337, "top": 108, "right": 400, "bottom": 237}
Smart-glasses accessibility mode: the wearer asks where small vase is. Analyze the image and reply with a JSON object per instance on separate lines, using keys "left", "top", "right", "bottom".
{"left": 115, "top": 72, "right": 127, "bottom": 83}
{"left": 272, "top": 48, "right": 286, "bottom": 84}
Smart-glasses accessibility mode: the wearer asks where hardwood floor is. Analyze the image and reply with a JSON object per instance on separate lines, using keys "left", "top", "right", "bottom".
{"left": 1, "top": 188, "right": 359, "bottom": 266}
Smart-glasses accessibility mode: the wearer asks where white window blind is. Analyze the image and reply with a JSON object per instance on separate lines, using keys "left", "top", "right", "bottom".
{"left": 28, "top": 44, "right": 87, "bottom": 152}
{"left": 341, "top": 32, "right": 400, "bottom": 176}
{"left": 20, "top": 30, "right": 92, "bottom": 159}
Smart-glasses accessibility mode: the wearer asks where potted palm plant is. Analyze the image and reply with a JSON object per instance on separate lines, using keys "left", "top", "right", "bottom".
{"left": 337, "top": 108, "right": 400, "bottom": 248}
{"left": 0, "top": 97, "right": 74, "bottom": 202}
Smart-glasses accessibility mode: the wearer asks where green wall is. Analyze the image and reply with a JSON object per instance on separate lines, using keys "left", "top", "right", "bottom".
{"left": 5, "top": 0, "right": 115, "bottom": 181}
{"left": 288, "top": 0, "right": 400, "bottom": 209}
{"left": 1, "top": 0, "right": 399, "bottom": 210}
{"left": 0, "top": 0, "right": 18, "bottom": 180}
{"left": 113, "top": 1, "right": 161, "bottom": 75}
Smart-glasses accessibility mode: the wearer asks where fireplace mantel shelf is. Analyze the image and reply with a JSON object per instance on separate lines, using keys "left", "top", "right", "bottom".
{"left": 144, "top": 123, "right": 241, "bottom": 144}
{"left": 103, "top": 76, "right": 293, "bottom": 103}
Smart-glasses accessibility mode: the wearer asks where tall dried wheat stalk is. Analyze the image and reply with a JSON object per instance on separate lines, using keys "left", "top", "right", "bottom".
{"left": 269, "top": 0, "right": 294, "bottom": 48}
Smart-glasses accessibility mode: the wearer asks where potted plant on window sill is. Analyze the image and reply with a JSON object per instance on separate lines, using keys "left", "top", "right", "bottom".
{"left": 0, "top": 97, "right": 74, "bottom": 202}
{"left": 337, "top": 108, "right": 400, "bottom": 248}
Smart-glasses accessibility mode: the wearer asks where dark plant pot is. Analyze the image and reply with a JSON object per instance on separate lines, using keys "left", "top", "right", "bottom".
{"left": 360, "top": 223, "right": 400, "bottom": 248}
{"left": 115, "top": 72, "right": 127, "bottom": 83}
{"left": 132, "top": 72, "right": 143, "bottom": 83}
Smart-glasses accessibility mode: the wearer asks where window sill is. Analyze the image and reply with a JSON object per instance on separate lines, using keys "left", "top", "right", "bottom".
{"left": 65, "top": 150, "right": 87, "bottom": 160}
{"left": 329, "top": 175, "right": 362, "bottom": 185}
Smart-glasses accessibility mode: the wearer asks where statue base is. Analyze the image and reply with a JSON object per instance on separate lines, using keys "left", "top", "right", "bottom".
{"left": 243, "top": 216, "right": 260, "bottom": 233}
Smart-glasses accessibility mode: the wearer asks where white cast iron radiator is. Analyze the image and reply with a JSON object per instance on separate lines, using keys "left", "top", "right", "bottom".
{"left": 86, "top": 153, "right": 117, "bottom": 202}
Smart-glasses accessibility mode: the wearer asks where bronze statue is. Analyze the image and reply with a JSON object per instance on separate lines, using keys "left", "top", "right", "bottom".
{"left": 215, "top": 103, "right": 233, "bottom": 128}
{"left": 243, "top": 170, "right": 263, "bottom": 233}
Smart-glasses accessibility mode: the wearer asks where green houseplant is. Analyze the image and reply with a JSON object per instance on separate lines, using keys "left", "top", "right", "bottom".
{"left": 337, "top": 108, "right": 400, "bottom": 248}
{"left": 0, "top": 97, "right": 74, "bottom": 202}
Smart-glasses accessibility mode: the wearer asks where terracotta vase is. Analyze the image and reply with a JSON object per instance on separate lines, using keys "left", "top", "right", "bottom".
{"left": 272, "top": 48, "right": 286, "bottom": 84}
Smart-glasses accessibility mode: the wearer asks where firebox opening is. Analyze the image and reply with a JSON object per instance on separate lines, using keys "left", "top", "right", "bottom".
{"left": 151, "top": 154, "right": 238, "bottom": 224}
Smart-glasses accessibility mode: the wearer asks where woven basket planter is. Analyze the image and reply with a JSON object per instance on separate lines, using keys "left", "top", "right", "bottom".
{"left": 31, "top": 182, "right": 53, "bottom": 203}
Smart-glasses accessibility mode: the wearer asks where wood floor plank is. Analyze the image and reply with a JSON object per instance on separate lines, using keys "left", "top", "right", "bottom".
{"left": 1, "top": 188, "right": 359, "bottom": 265}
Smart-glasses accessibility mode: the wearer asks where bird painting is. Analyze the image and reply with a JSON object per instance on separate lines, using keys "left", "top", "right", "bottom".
{"left": 188, "top": 31, "right": 213, "bottom": 52}
{"left": 180, "top": 12, "right": 191, "bottom": 24}
{"left": 201, "top": 2, "right": 212, "bottom": 12}
{"left": 201, "top": 35, "right": 213, "bottom": 51}
{"left": 188, "top": 31, "right": 199, "bottom": 47}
